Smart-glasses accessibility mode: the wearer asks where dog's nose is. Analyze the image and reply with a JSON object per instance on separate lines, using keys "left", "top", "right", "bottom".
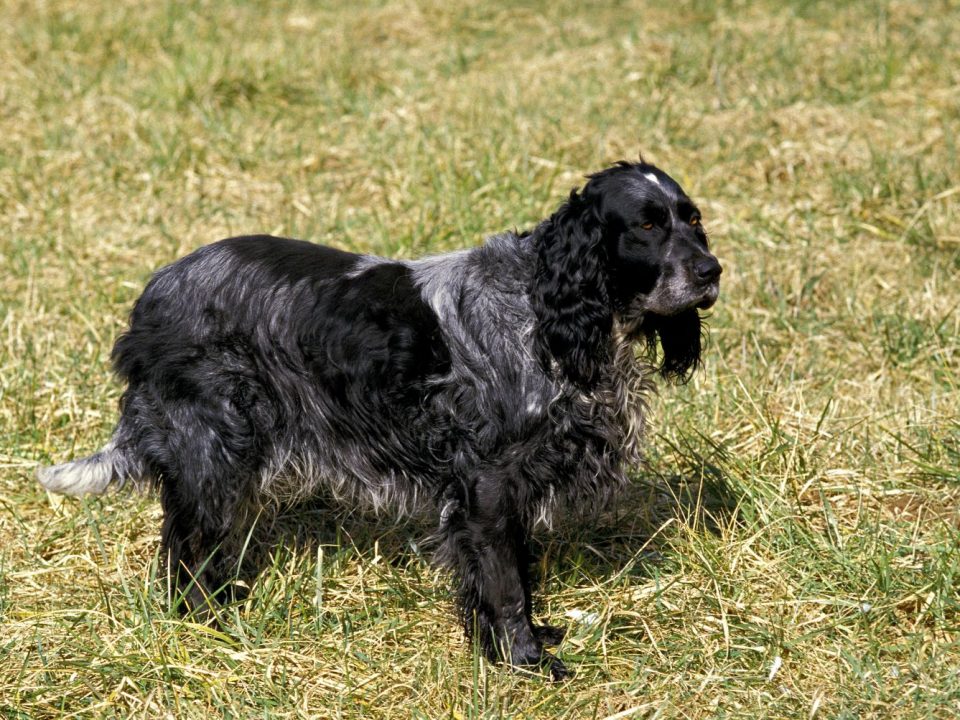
{"left": 694, "top": 256, "right": 722, "bottom": 282}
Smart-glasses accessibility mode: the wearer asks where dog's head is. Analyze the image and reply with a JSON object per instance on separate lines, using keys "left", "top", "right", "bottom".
{"left": 532, "top": 160, "right": 721, "bottom": 388}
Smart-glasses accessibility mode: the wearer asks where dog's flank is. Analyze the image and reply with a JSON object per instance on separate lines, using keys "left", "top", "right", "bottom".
{"left": 38, "top": 160, "right": 721, "bottom": 680}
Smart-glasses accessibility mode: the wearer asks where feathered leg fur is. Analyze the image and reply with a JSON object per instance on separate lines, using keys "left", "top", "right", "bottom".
{"left": 441, "top": 471, "right": 570, "bottom": 680}
{"left": 120, "top": 384, "right": 264, "bottom": 612}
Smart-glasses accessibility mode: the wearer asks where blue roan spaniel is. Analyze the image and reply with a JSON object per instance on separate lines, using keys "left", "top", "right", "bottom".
{"left": 39, "top": 160, "right": 721, "bottom": 680}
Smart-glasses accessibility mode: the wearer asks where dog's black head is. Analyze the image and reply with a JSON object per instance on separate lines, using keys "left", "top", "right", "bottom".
{"left": 532, "top": 160, "right": 721, "bottom": 388}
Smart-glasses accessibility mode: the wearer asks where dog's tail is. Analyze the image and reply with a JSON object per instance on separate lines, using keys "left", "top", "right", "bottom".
{"left": 36, "top": 440, "right": 145, "bottom": 497}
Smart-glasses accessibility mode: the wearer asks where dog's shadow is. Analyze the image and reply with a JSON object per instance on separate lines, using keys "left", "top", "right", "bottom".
{"left": 245, "top": 460, "right": 738, "bottom": 602}
{"left": 532, "top": 464, "right": 737, "bottom": 588}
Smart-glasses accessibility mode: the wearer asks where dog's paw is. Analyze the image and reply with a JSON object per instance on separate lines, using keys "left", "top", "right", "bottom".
{"left": 532, "top": 623, "right": 567, "bottom": 647}
{"left": 544, "top": 652, "right": 572, "bottom": 681}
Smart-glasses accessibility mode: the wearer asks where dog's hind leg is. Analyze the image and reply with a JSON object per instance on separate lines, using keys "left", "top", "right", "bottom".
{"left": 158, "top": 480, "right": 256, "bottom": 614}
{"left": 124, "top": 387, "right": 263, "bottom": 614}
{"left": 441, "top": 475, "right": 570, "bottom": 680}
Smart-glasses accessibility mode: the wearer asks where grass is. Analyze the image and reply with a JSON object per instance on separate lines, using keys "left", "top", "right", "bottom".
{"left": 1, "top": 0, "right": 959, "bottom": 717}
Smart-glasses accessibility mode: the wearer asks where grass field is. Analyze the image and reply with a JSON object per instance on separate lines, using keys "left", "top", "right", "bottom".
{"left": 2, "top": 0, "right": 959, "bottom": 717}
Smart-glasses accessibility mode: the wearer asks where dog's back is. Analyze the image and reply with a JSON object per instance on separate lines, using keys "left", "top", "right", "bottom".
{"left": 41, "top": 235, "right": 455, "bottom": 501}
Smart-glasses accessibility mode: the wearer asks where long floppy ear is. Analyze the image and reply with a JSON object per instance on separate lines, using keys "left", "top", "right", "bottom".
{"left": 643, "top": 308, "right": 703, "bottom": 382}
{"left": 531, "top": 190, "right": 612, "bottom": 389}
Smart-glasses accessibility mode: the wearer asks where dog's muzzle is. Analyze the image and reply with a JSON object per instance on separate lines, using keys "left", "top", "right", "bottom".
{"left": 694, "top": 255, "right": 722, "bottom": 309}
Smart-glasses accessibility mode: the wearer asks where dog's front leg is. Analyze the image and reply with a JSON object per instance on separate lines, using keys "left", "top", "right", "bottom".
{"left": 442, "top": 478, "right": 570, "bottom": 680}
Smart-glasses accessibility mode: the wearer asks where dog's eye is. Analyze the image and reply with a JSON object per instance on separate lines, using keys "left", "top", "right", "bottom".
{"left": 640, "top": 222, "right": 654, "bottom": 231}
{"left": 690, "top": 216, "right": 701, "bottom": 226}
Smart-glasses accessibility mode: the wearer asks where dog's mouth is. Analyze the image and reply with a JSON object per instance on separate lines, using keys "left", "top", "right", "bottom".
{"left": 617, "top": 280, "right": 719, "bottom": 337}
{"left": 695, "top": 293, "right": 718, "bottom": 311}
{"left": 693, "top": 281, "right": 720, "bottom": 311}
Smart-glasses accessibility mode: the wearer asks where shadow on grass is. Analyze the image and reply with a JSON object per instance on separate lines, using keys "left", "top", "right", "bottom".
{"left": 534, "top": 463, "right": 739, "bottom": 585}
{"left": 236, "top": 450, "right": 740, "bottom": 601}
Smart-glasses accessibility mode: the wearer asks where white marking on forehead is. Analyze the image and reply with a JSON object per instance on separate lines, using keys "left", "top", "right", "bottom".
{"left": 643, "top": 172, "right": 660, "bottom": 185}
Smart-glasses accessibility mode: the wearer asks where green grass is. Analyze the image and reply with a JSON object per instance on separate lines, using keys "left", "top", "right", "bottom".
{"left": 2, "top": 0, "right": 959, "bottom": 717}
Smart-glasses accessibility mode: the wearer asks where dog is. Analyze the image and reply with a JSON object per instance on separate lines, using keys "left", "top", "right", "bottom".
{"left": 38, "top": 160, "right": 721, "bottom": 680}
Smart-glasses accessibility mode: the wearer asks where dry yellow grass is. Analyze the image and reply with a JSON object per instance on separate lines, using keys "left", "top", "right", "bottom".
{"left": 1, "top": 0, "right": 958, "bottom": 718}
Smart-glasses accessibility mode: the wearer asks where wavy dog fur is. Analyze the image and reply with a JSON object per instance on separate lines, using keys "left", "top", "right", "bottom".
{"left": 38, "top": 160, "right": 721, "bottom": 679}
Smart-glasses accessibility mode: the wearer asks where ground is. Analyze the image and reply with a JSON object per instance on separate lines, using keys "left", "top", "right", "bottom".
{"left": 1, "top": 1, "right": 958, "bottom": 718}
